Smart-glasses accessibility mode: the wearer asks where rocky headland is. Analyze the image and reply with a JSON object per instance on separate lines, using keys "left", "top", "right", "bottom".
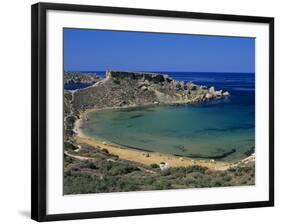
{"left": 70, "top": 71, "right": 230, "bottom": 111}
{"left": 64, "top": 71, "right": 101, "bottom": 86}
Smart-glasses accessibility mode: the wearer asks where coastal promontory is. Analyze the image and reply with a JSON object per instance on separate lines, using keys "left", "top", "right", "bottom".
{"left": 70, "top": 71, "right": 230, "bottom": 110}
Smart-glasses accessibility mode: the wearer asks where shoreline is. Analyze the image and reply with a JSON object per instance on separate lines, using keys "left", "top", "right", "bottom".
{"left": 73, "top": 108, "right": 247, "bottom": 171}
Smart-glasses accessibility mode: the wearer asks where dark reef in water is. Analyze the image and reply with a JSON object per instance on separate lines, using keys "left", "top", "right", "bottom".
{"left": 176, "top": 145, "right": 189, "bottom": 152}
{"left": 244, "top": 146, "right": 255, "bottom": 157}
{"left": 196, "top": 123, "right": 254, "bottom": 134}
{"left": 184, "top": 148, "right": 237, "bottom": 160}
{"left": 129, "top": 114, "right": 144, "bottom": 119}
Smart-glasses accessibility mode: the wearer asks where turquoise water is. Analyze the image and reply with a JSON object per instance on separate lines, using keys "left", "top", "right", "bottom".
{"left": 80, "top": 72, "right": 255, "bottom": 161}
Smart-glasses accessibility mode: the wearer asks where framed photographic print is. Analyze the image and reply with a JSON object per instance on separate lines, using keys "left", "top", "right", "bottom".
{"left": 31, "top": 2, "right": 274, "bottom": 222}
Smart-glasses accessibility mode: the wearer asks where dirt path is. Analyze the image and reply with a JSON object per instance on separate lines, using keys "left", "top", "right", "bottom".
{"left": 64, "top": 150, "right": 156, "bottom": 174}
{"left": 64, "top": 150, "right": 96, "bottom": 161}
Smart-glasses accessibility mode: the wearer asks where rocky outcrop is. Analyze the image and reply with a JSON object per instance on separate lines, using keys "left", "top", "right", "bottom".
{"left": 64, "top": 72, "right": 101, "bottom": 85}
{"left": 223, "top": 91, "right": 230, "bottom": 96}
{"left": 72, "top": 71, "right": 230, "bottom": 110}
{"left": 105, "top": 71, "right": 172, "bottom": 83}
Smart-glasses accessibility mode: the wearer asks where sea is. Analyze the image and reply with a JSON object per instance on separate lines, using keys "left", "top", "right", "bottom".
{"left": 65, "top": 71, "right": 255, "bottom": 161}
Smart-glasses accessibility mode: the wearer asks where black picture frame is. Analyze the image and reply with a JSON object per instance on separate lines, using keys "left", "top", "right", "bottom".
{"left": 31, "top": 2, "right": 274, "bottom": 222}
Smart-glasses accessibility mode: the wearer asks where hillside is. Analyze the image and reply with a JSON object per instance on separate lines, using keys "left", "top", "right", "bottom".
{"left": 72, "top": 71, "right": 230, "bottom": 110}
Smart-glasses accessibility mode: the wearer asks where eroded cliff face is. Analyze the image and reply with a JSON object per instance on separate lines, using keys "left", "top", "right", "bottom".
{"left": 64, "top": 72, "right": 101, "bottom": 85}
{"left": 105, "top": 71, "right": 173, "bottom": 83}
{"left": 71, "top": 71, "right": 230, "bottom": 110}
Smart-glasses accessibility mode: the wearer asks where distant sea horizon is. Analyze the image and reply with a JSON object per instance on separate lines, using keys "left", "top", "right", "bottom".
{"left": 65, "top": 70, "right": 254, "bottom": 76}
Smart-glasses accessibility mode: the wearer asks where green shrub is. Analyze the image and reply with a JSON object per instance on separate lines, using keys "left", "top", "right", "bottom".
{"left": 174, "top": 165, "right": 208, "bottom": 174}
{"left": 101, "top": 148, "right": 109, "bottom": 154}
{"left": 66, "top": 116, "right": 76, "bottom": 124}
{"left": 117, "top": 179, "right": 139, "bottom": 191}
{"left": 213, "top": 180, "right": 223, "bottom": 187}
{"left": 64, "top": 141, "right": 77, "bottom": 150}
{"left": 161, "top": 169, "right": 171, "bottom": 176}
{"left": 80, "top": 161, "right": 97, "bottom": 169}
{"left": 113, "top": 79, "right": 121, "bottom": 85}
{"left": 150, "top": 163, "right": 159, "bottom": 169}
{"left": 109, "top": 163, "right": 139, "bottom": 175}
{"left": 153, "top": 180, "right": 172, "bottom": 190}
{"left": 222, "top": 175, "right": 232, "bottom": 182}
{"left": 183, "top": 177, "right": 195, "bottom": 186}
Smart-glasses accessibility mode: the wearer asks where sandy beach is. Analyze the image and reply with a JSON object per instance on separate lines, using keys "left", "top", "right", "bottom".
{"left": 73, "top": 110, "right": 234, "bottom": 171}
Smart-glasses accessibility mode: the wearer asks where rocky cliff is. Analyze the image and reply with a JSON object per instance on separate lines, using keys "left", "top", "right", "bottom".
{"left": 105, "top": 71, "right": 173, "bottom": 83}
{"left": 64, "top": 72, "right": 101, "bottom": 85}
{"left": 71, "top": 71, "right": 229, "bottom": 110}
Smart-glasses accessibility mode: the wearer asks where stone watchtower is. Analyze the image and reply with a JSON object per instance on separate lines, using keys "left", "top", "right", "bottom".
{"left": 105, "top": 70, "right": 113, "bottom": 79}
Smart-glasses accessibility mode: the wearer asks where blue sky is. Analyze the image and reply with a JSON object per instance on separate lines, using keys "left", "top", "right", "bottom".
{"left": 64, "top": 28, "right": 255, "bottom": 73}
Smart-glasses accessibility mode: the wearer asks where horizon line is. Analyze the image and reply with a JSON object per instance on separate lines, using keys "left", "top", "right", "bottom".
{"left": 64, "top": 70, "right": 255, "bottom": 74}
